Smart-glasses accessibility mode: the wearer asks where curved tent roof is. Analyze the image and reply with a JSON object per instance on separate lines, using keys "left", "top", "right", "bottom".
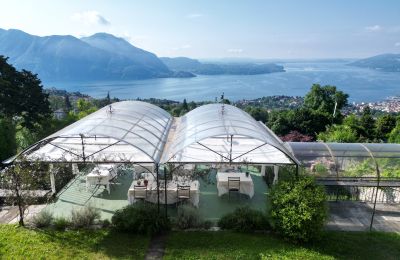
{"left": 161, "top": 103, "right": 299, "bottom": 164}
{"left": 21, "top": 101, "right": 172, "bottom": 163}
{"left": 284, "top": 142, "right": 400, "bottom": 177}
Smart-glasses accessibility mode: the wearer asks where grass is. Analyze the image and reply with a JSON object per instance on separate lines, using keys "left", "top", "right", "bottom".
{"left": 1, "top": 225, "right": 400, "bottom": 259}
{"left": 164, "top": 231, "right": 400, "bottom": 260}
{"left": 0, "top": 225, "right": 149, "bottom": 259}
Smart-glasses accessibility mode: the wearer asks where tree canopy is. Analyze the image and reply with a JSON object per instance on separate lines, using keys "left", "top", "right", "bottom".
{"left": 0, "top": 56, "right": 51, "bottom": 128}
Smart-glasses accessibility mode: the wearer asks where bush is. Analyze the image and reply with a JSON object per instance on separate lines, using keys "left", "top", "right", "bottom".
{"left": 102, "top": 219, "right": 111, "bottom": 228}
{"left": 31, "top": 209, "right": 53, "bottom": 228}
{"left": 218, "top": 206, "right": 270, "bottom": 232}
{"left": 70, "top": 205, "right": 101, "bottom": 229}
{"left": 112, "top": 204, "right": 170, "bottom": 235}
{"left": 53, "top": 217, "right": 70, "bottom": 231}
{"left": 268, "top": 176, "right": 327, "bottom": 243}
{"left": 175, "top": 205, "right": 209, "bottom": 230}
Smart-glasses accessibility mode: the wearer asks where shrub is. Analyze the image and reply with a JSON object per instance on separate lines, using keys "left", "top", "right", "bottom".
{"left": 175, "top": 205, "right": 209, "bottom": 230}
{"left": 70, "top": 205, "right": 101, "bottom": 229}
{"left": 102, "top": 219, "right": 111, "bottom": 228}
{"left": 112, "top": 204, "right": 170, "bottom": 235}
{"left": 53, "top": 217, "right": 70, "bottom": 231}
{"left": 31, "top": 209, "right": 53, "bottom": 228}
{"left": 218, "top": 206, "right": 270, "bottom": 232}
{"left": 268, "top": 176, "right": 327, "bottom": 243}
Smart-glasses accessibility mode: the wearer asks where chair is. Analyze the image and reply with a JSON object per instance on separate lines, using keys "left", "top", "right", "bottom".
{"left": 228, "top": 177, "right": 240, "bottom": 199}
{"left": 177, "top": 185, "right": 191, "bottom": 206}
{"left": 133, "top": 185, "right": 147, "bottom": 202}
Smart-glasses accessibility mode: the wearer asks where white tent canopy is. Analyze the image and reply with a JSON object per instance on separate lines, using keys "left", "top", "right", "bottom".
{"left": 23, "top": 101, "right": 172, "bottom": 163}
{"left": 13, "top": 101, "right": 299, "bottom": 166}
{"left": 160, "top": 104, "right": 299, "bottom": 165}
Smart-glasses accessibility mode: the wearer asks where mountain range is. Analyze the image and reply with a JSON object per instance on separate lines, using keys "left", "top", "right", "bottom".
{"left": 349, "top": 53, "right": 400, "bottom": 72}
{"left": 160, "top": 57, "right": 285, "bottom": 75}
{"left": 0, "top": 28, "right": 287, "bottom": 82}
{"left": 0, "top": 29, "right": 181, "bottom": 81}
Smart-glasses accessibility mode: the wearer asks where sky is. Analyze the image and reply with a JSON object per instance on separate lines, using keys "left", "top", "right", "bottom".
{"left": 1, "top": 0, "right": 400, "bottom": 59}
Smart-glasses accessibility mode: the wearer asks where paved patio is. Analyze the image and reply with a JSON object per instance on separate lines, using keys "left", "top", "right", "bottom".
{"left": 327, "top": 201, "right": 400, "bottom": 232}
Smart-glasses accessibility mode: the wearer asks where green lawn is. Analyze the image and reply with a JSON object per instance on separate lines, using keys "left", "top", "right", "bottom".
{"left": 1, "top": 225, "right": 400, "bottom": 259}
{"left": 164, "top": 231, "right": 400, "bottom": 260}
{"left": 0, "top": 225, "right": 149, "bottom": 259}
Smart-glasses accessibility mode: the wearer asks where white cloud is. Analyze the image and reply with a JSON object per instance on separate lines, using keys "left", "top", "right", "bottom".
{"left": 395, "top": 42, "right": 400, "bottom": 47}
{"left": 365, "top": 25, "right": 382, "bottom": 32}
{"left": 186, "top": 13, "right": 203, "bottom": 19}
{"left": 227, "top": 48, "right": 243, "bottom": 53}
{"left": 71, "top": 11, "right": 110, "bottom": 26}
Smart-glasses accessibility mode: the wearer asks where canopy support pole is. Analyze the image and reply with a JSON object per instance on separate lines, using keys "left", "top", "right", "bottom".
{"left": 156, "top": 163, "right": 160, "bottom": 214}
{"left": 164, "top": 165, "right": 168, "bottom": 219}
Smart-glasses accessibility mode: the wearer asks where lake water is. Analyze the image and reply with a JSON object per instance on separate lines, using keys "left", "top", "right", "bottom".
{"left": 46, "top": 60, "right": 400, "bottom": 102}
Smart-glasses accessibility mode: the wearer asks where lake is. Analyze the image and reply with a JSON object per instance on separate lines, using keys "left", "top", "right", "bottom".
{"left": 46, "top": 60, "right": 400, "bottom": 102}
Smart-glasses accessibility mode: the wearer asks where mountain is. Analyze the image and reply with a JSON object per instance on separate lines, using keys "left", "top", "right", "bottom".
{"left": 349, "top": 53, "right": 400, "bottom": 72}
{"left": 0, "top": 29, "right": 188, "bottom": 81}
{"left": 160, "top": 57, "right": 285, "bottom": 75}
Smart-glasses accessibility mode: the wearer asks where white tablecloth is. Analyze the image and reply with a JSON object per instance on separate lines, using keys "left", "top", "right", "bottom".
{"left": 86, "top": 164, "right": 118, "bottom": 193}
{"left": 128, "top": 175, "right": 200, "bottom": 207}
{"left": 216, "top": 172, "right": 254, "bottom": 198}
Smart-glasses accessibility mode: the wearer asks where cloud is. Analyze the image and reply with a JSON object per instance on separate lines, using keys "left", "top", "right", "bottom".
{"left": 186, "top": 13, "right": 203, "bottom": 19}
{"left": 365, "top": 25, "right": 382, "bottom": 32}
{"left": 227, "top": 48, "right": 243, "bottom": 53}
{"left": 71, "top": 11, "right": 110, "bottom": 26}
{"left": 395, "top": 42, "right": 400, "bottom": 47}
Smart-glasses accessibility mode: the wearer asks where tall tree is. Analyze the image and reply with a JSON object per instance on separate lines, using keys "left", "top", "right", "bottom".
{"left": 304, "top": 84, "right": 348, "bottom": 119}
{"left": 360, "top": 106, "right": 376, "bottom": 140}
{"left": 0, "top": 56, "right": 51, "bottom": 128}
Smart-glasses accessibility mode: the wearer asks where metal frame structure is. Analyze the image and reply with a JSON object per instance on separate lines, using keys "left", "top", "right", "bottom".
{"left": 285, "top": 142, "right": 400, "bottom": 230}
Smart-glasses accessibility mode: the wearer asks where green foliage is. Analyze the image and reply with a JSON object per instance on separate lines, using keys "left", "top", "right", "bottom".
{"left": 1, "top": 157, "right": 50, "bottom": 226}
{"left": 360, "top": 106, "right": 376, "bottom": 140}
{"left": 0, "top": 117, "right": 16, "bottom": 161}
{"left": 388, "top": 125, "right": 400, "bottom": 143}
{"left": 245, "top": 107, "right": 269, "bottom": 123}
{"left": 317, "top": 124, "right": 358, "bottom": 143}
{"left": 343, "top": 159, "right": 376, "bottom": 177}
{"left": 218, "top": 206, "right": 270, "bottom": 232}
{"left": 376, "top": 114, "right": 397, "bottom": 140}
{"left": 112, "top": 204, "right": 170, "bottom": 235}
{"left": 0, "top": 225, "right": 150, "bottom": 259}
{"left": 175, "top": 205, "right": 210, "bottom": 230}
{"left": 70, "top": 205, "right": 101, "bottom": 229}
{"left": 304, "top": 84, "right": 348, "bottom": 116}
{"left": 53, "top": 217, "right": 70, "bottom": 231}
{"left": 30, "top": 210, "right": 53, "bottom": 228}
{"left": 269, "top": 176, "right": 327, "bottom": 243}
{"left": 0, "top": 56, "right": 51, "bottom": 128}
{"left": 164, "top": 231, "right": 400, "bottom": 259}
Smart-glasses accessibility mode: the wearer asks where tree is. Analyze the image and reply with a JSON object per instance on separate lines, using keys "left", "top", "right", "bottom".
{"left": 388, "top": 125, "right": 400, "bottom": 143}
{"left": 245, "top": 107, "right": 269, "bottom": 123}
{"left": 269, "top": 176, "right": 327, "bottom": 243}
{"left": 304, "top": 84, "right": 348, "bottom": 120}
{"left": 64, "top": 95, "right": 72, "bottom": 112}
{"left": 0, "top": 56, "right": 51, "bottom": 129}
{"left": 317, "top": 124, "right": 358, "bottom": 143}
{"left": 106, "top": 91, "right": 111, "bottom": 105}
{"left": 1, "top": 157, "right": 50, "bottom": 226}
{"left": 376, "top": 114, "right": 397, "bottom": 140}
{"left": 360, "top": 106, "right": 376, "bottom": 140}
{"left": 0, "top": 117, "right": 16, "bottom": 161}
{"left": 280, "top": 131, "right": 313, "bottom": 142}
{"left": 182, "top": 99, "right": 189, "bottom": 111}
